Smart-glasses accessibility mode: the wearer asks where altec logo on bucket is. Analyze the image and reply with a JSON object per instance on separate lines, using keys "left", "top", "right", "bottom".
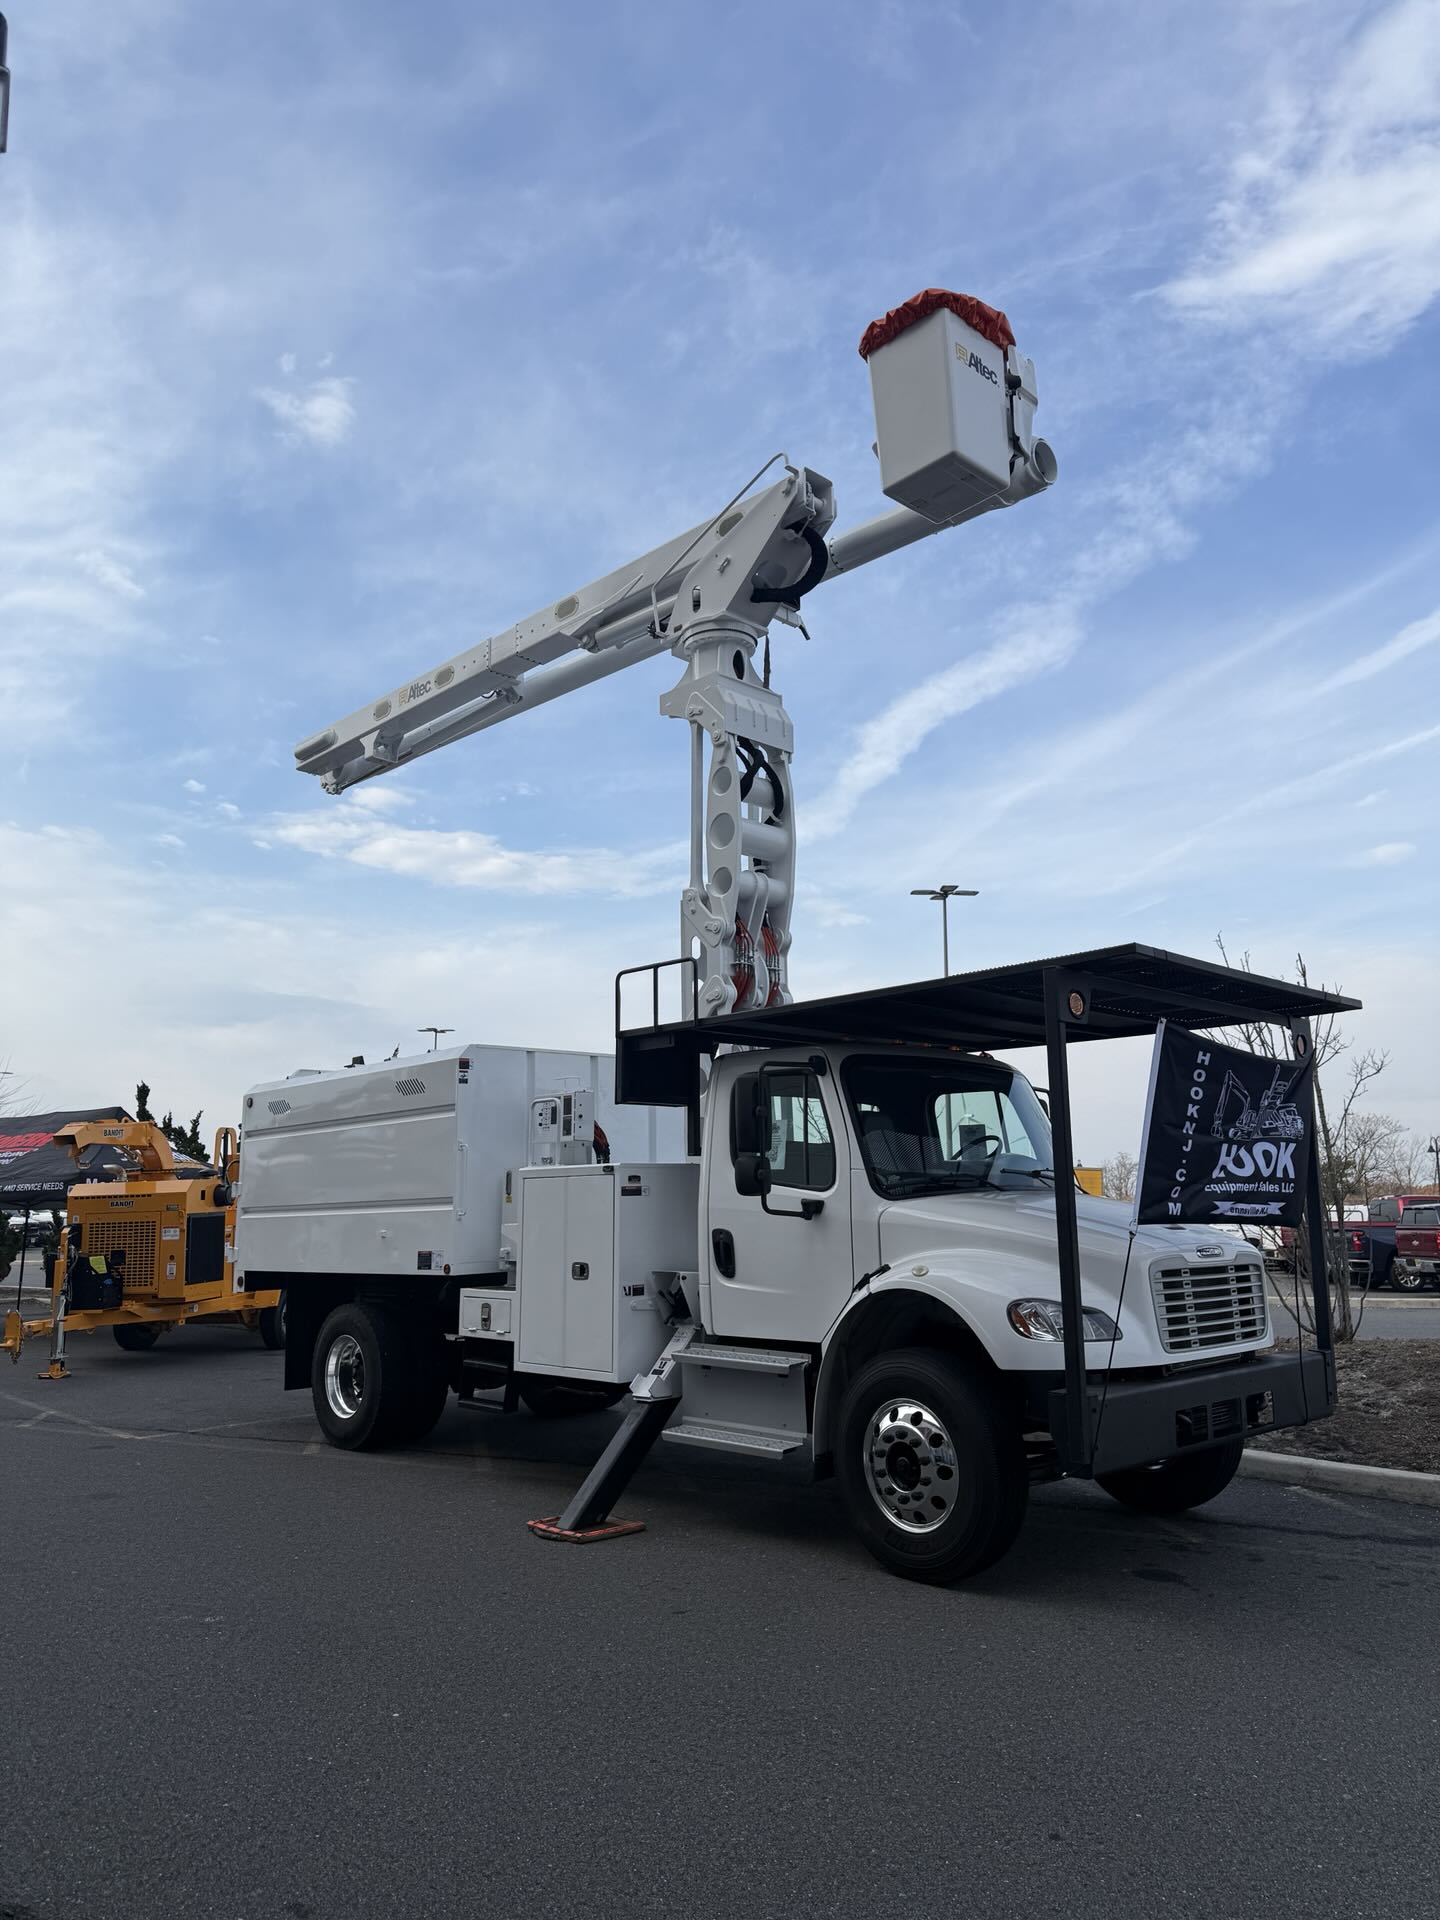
{"left": 955, "top": 342, "right": 999, "bottom": 384}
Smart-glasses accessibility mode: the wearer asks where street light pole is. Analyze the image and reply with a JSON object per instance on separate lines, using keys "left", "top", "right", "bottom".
{"left": 418, "top": 1027, "right": 454, "bottom": 1053}
{"left": 910, "top": 885, "right": 978, "bottom": 976}
{"left": 1430, "top": 1134, "right": 1440, "bottom": 1194}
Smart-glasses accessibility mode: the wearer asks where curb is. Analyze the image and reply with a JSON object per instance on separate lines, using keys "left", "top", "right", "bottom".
{"left": 1241, "top": 1448, "right": 1440, "bottom": 1509}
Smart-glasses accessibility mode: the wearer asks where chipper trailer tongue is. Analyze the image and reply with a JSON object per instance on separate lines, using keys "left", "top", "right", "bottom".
{"left": 247, "top": 289, "right": 1349, "bottom": 1583}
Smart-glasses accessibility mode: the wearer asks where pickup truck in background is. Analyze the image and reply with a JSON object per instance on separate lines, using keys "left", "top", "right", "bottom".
{"left": 1349, "top": 1195, "right": 1440, "bottom": 1292}
{"left": 1394, "top": 1203, "right": 1440, "bottom": 1290}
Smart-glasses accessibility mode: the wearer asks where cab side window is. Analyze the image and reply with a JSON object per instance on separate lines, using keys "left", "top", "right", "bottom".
{"left": 732, "top": 1070, "right": 835, "bottom": 1192}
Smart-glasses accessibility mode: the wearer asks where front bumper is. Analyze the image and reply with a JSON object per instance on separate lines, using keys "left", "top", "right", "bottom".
{"left": 1048, "top": 1349, "right": 1336, "bottom": 1478}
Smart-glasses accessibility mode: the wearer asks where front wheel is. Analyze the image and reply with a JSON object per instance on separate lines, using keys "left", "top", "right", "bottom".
{"left": 112, "top": 1323, "right": 162, "bottom": 1353}
{"left": 835, "top": 1347, "right": 1027, "bottom": 1584}
{"left": 1097, "top": 1439, "right": 1244, "bottom": 1514}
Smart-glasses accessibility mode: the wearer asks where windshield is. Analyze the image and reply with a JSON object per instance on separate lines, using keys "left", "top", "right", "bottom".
{"left": 842, "top": 1055, "right": 1054, "bottom": 1199}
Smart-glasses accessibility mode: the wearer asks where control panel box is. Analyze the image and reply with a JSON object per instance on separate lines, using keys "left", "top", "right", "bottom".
{"left": 867, "top": 305, "right": 1013, "bottom": 523}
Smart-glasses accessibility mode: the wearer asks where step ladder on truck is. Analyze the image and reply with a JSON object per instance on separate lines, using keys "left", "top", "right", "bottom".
{"left": 237, "top": 289, "right": 1349, "bottom": 1583}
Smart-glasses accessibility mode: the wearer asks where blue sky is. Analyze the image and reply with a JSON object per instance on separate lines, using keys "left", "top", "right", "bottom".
{"left": 2, "top": 0, "right": 1438, "bottom": 1161}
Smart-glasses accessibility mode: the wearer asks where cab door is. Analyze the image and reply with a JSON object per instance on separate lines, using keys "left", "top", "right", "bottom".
{"left": 704, "top": 1058, "right": 854, "bottom": 1345}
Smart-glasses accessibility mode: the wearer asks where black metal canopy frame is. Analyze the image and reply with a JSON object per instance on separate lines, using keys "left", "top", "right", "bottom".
{"left": 615, "top": 943, "right": 1356, "bottom": 1478}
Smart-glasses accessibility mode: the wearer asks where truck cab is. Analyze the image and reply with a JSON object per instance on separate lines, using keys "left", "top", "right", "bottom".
{"left": 702, "top": 1043, "right": 1269, "bottom": 1375}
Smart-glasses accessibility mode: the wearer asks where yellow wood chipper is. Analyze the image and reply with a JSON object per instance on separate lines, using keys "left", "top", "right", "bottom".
{"left": 3, "top": 1120, "right": 283, "bottom": 1377}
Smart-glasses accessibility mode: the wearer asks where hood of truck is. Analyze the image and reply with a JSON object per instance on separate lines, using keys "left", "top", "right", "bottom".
{"left": 874, "top": 1186, "right": 1271, "bottom": 1369}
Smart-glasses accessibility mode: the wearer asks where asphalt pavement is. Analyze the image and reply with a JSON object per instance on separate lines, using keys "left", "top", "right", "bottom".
{"left": 3, "top": 1327, "right": 1439, "bottom": 1920}
{"left": 1267, "top": 1288, "right": 1440, "bottom": 1340}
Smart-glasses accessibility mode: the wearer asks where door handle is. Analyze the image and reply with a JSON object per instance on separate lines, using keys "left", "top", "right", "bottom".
{"left": 711, "top": 1228, "right": 736, "bottom": 1279}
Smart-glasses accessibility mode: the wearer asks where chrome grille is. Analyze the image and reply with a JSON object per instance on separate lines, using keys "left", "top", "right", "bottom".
{"left": 1149, "top": 1259, "right": 1267, "bottom": 1353}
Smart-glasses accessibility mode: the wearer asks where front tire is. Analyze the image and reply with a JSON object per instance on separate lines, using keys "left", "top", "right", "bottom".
{"left": 835, "top": 1347, "right": 1027, "bottom": 1584}
{"left": 311, "top": 1302, "right": 447, "bottom": 1451}
{"left": 112, "top": 1323, "right": 162, "bottom": 1353}
{"left": 1097, "top": 1439, "right": 1244, "bottom": 1514}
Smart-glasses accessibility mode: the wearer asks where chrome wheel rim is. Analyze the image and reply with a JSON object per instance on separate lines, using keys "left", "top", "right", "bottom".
{"left": 863, "top": 1397, "right": 958, "bottom": 1534}
{"left": 324, "top": 1332, "right": 366, "bottom": 1420}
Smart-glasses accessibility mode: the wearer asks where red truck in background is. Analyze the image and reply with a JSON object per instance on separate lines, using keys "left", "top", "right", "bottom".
{"left": 1275, "top": 1195, "right": 1440, "bottom": 1291}
{"left": 1348, "top": 1194, "right": 1440, "bottom": 1292}
{"left": 1395, "top": 1201, "right": 1440, "bottom": 1289}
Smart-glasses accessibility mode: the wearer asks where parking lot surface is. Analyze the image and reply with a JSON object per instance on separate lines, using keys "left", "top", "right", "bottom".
{"left": 3, "top": 1330, "right": 1438, "bottom": 1920}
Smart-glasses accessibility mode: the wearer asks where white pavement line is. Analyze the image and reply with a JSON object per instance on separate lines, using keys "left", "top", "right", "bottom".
{"left": 1241, "top": 1449, "right": 1440, "bottom": 1509}
{"left": 0, "top": 1387, "right": 163, "bottom": 1442}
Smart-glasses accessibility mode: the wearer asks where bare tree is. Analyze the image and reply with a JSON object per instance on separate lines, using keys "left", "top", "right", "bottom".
{"left": 1102, "top": 1150, "right": 1138, "bottom": 1201}
{"left": 1337, "top": 1111, "right": 1418, "bottom": 1205}
{"left": 1211, "top": 937, "right": 1385, "bottom": 1341}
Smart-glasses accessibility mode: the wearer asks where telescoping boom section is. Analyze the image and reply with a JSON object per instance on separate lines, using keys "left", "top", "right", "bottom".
{"left": 294, "top": 290, "right": 1055, "bottom": 1019}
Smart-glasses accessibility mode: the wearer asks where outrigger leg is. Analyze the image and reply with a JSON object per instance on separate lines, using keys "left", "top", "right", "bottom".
{"left": 527, "top": 1330, "right": 691, "bottom": 1543}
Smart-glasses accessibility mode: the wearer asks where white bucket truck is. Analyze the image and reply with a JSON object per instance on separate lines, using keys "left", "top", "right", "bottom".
{"left": 244, "top": 291, "right": 1342, "bottom": 1582}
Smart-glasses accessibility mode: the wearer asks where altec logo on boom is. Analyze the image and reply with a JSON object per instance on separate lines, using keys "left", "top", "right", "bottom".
{"left": 956, "top": 342, "right": 999, "bottom": 385}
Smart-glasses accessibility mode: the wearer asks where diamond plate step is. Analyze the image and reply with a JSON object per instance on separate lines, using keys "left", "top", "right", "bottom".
{"left": 661, "top": 1421, "right": 802, "bottom": 1458}
{"left": 679, "top": 1343, "right": 808, "bottom": 1374}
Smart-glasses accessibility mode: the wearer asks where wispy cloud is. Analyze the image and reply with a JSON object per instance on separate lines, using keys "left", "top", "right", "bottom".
{"left": 256, "top": 374, "right": 357, "bottom": 449}
{"left": 1352, "top": 840, "right": 1416, "bottom": 867}
{"left": 1309, "top": 607, "right": 1440, "bottom": 697}
{"left": 267, "top": 799, "right": 678, "bottom": 897}
{"left": 807, "top": 606, "right": 1082, "bottom": 839}
{"left": 76, "top": 548, "right": 146, "bottom": 599}
{"left": 1162, "top": 0, "right": 1440, "bottom": 348}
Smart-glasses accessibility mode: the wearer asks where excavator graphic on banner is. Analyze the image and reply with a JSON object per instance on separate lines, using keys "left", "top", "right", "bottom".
{"left": 1213, "top": 1061, "right": 1307, "bottom": 1145}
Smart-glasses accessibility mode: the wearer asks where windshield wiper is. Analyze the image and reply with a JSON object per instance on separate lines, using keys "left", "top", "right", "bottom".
{"left": 879, "top": 1169, "right": 987, "bottom": 1198}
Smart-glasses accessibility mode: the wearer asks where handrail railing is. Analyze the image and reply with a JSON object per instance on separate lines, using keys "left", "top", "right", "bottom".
{"left": 614, "top": 956, "right": 699, "bottom": 1036}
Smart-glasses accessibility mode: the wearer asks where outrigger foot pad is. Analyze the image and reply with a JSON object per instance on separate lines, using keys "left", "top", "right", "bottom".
{"left": 39, "top": 1363, "right": 69, "bottom": 1380}
{"left": 527, "top": 1516, "right": 646, "bottom": 1544}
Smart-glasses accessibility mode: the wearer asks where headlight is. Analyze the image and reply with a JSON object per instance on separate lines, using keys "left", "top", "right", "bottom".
{"left": 1007, "top": 1298, "right": 1121, "bottom": 1342}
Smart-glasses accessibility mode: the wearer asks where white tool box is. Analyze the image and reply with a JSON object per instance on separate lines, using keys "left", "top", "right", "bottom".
{"left": 480, "top": 1161, "right": 699, "bottom": 1384}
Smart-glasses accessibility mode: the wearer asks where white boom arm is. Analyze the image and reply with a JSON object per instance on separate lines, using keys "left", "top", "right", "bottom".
{"left": 296, "top": 294, "right": 1056, "bottom": 1018}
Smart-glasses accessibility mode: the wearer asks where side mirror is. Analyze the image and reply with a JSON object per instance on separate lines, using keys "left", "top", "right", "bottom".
{"left": 734, "top": 1151, "right": 773, "bottom": 1199}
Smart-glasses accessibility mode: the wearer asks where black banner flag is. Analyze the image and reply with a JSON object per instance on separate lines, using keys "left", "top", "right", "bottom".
{"left": 1134, "top": 1022, "right": 1316, "bottom": 1227}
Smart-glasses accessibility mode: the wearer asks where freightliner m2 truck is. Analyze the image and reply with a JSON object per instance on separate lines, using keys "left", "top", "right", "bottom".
{"left": 240, "top": 292, "right": 1346, "bottom": 1582}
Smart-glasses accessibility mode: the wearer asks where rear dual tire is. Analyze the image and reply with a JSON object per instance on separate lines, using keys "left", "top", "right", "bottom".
{"left": 312, "top": 1302, "right": 449, "bottom": 1451}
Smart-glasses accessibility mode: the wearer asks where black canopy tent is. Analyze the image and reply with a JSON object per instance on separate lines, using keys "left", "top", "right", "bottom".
{"left": 0, "top": 1107, "right": 134, "bottom": 1211}
{"left": 611, "top": 942, "right": 1358, "bottom": 1481}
